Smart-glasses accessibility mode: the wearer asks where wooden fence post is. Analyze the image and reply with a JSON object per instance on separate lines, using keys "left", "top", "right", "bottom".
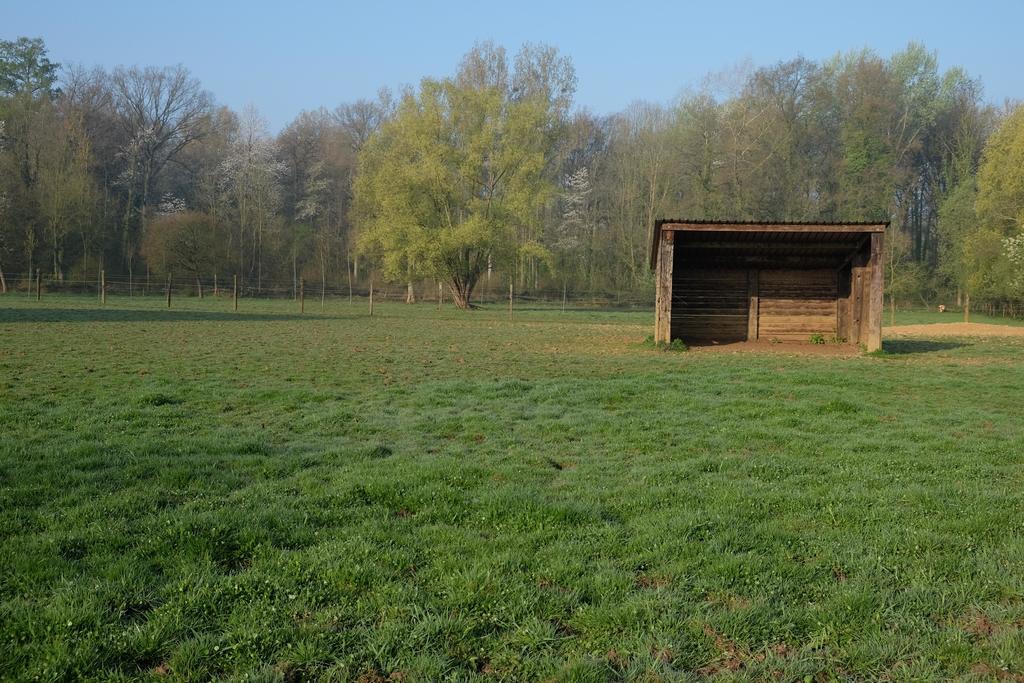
{"left": 654, "top": 229, "right": 674, "bottom": 344}
{"left": 214, "top": 274, "right": 218, "bottom": 297}
{"left": 509, "top": 281, "right": 513, "bottom": 320}
{"left": 166, "top": 273, "right": 172, "bottom": 308}
{"left": 36, "top": 270, "right": 41, "bottom": 301}
{"left": 101, "top": 270, "right": 106, "bottom": 304}
{"left": 437, "top": 281, "right": 442, "bottom": 311}
{"left": 300, "top": 278, "right": 305, "bottom": 314}
{"left": 369, "top": 279, "right": 374, "bottom": 317}
{"left": 233, "top": 274, "right": 238, "bottom": 311}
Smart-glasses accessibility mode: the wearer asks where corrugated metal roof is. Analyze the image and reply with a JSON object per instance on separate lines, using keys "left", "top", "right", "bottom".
{"left": 650, "top": 219, "right": 889, "bottom": 270}
{"left": 656, "top": 219, "right": 890, "bottom": 226}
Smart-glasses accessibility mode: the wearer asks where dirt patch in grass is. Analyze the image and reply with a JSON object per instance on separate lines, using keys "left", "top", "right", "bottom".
{"left": 886, "top": 322, "right": 1024, "bottom": 337}
{"left": 962, "top": 610, "right": 998, "bottom": 637}
{"left": 969, "top": 663, "right": 1024, "bottom": 681}
{"left": 635, "top": 572, "right": 671, "bottom": 589}
{"left": 697, "top": 625, "right": 746, "bottom": 675}
{"left": 686, "top": 340, "right": 861, "bottom": 356}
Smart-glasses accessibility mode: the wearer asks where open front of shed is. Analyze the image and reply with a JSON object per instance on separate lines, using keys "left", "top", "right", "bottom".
{"left": 651, "top": 220, "right": 887, "bottom": 351}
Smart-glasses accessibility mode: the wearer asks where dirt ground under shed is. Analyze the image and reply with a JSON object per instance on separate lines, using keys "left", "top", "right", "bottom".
{"left": 687, "top": 321, "right": 1024, "bottom": 356}
{"left": 686, "top": 340, "right": 861, "bottom": 356}
{"left": 885, "top": 322, "right": 1024, "bottom": 338}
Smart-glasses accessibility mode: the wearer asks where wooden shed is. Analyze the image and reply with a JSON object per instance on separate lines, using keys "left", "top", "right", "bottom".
{"left": 651, "top": 220, "right": 887, "bottom": 351}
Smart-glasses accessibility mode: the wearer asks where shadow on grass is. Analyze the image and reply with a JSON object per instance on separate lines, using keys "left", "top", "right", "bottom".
{"left": 881, "top": 339, "right": 969, "bottom": 354}
{"left": 0, "top": 307, "right": 355, "bottom": 324}
{"left": 510, "top": 306, "right": 652, "bottom": 314}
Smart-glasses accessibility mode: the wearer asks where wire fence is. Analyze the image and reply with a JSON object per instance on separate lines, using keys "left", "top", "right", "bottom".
{"left": 967, "top": 299, "right": 1024, "bottom": 320}
{"left": 1, "top": 271, "right": 657, "bottom": 312}
{"left": 8, "top": 271, "right": 1022, "bottom": 320}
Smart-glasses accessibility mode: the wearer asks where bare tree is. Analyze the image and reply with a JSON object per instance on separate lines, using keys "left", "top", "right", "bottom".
{"left": 333, "top": 91, "right": 391, "bottom": 153}
{"left": 219, "top": 106, "right": 284, "bottom": 291}
{"left": 110, "top": 64, "right": 212, "bottom": 269}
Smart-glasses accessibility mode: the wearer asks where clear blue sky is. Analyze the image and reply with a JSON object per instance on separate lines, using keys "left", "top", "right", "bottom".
{"left": 5, "top": 0, "right": 1022, "bottom": 130}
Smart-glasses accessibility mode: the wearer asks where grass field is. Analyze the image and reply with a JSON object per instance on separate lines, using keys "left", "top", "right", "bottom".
{"left": 2, "top": 295, "right": 1023, "bottom": 681}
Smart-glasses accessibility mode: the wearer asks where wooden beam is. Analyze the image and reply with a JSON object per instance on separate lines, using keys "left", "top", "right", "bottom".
{"left": 747, "top": 269, "right": 759, "bottom": 341}
{"left": 834, "top": 233, "right": 873, "bottom": 272}
{"left": 680, "top": 256, "right": 846, "bottom": 269}
{"left": 851, "top": 268, "right": 863, "bottom": 344}
{"left": 865, "top": 232, "right": 884, "bottom": 352}
{"left": 662, "top": 223, "right": 887, "bottom": 234}
{"left": 683, "top": 242, "right": 860, "bottom": 251}
{"left": 654, "top": 230, "right": 675, "bottom": 343}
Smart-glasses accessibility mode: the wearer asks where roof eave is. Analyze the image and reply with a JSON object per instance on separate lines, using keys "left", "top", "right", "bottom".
{"left": 649, "top": 219, "right": 890, "bottom": 271}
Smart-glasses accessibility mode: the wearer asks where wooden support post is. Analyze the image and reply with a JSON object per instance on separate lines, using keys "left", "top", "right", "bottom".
{"left": 36, "top": 271, "right": 41, "bottom": 301}
{"left": 214, "top": 274, "right": 218, "bottom": 297}
{"left": 508, "top": 281, "right": 513, "bottom": 320}
{"left": 654, "top": 229, "right": 674, "bottom": 343}
{"left": 299, "top": 278, "right": 305, "bottom": 314}
{"left": 865, "top": 232, "right": 884, "bottom": 352}
{"left": 964, "top": 291, "right": 970, "bottom": 323}
{"left": 747, "top": 269, "right": 759, "bottom": 341}
{"left": 437, "top": 281, "right": 442, "bottom": 311}
{"left": 233, "top": 274, "right": 238, "bottom": 311}
{"left": 835, "top": 269, "right": 844, "bottom": 341}
{"left": 101, "top": 270, "right": 106, "bottom": 305}
{"left": 852, "top": 268, "right": 864, "bottom": 344}
{"left": 369, "top": 280, "right": 374, "bottom": 317}
{"left": 166, "top": 273, "right": 172, "bottom": 308}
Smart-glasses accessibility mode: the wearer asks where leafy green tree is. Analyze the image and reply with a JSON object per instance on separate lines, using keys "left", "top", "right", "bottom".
{"left": 976, "top": 105, "right": 1024, "bottom": 301}
{"left": 0, "top": 37, "right": 59, "bottom": 97}
{"left": 939, "top": 178, "right": 1015, "bottom": 318}
{"left": 354, "top": 59, "right": 556, "bottom": 309}
{"left": 938, "top": 178, "right": 980, "bottom": 303}
{"left": 976, "top": 105, "right": 1024, "bottom": 235}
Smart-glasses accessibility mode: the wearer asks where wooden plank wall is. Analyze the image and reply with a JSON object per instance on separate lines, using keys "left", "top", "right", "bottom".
{"left": 654, "top": 231, "right": 674, "bottom": 343}
{"left": 866, "top": 233, "right": 884, "bottom": 352}
{"left": 672, "top": 268, "right": 749, "bottom": 342}
{"left": 758, "top": 270, "right": 838, "bottom": 341}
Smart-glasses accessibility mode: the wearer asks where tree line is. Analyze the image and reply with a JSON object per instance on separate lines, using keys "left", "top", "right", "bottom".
{"left": 1, "top": 37, "right": 1022, "bottom": 310}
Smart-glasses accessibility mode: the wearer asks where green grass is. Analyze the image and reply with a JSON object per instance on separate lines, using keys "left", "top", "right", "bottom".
{"left": 2, "top": 295, "right": 1023, "bottom": 681}
{"left": 885, "top": 307, "right": 1024, "bottom": 327}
